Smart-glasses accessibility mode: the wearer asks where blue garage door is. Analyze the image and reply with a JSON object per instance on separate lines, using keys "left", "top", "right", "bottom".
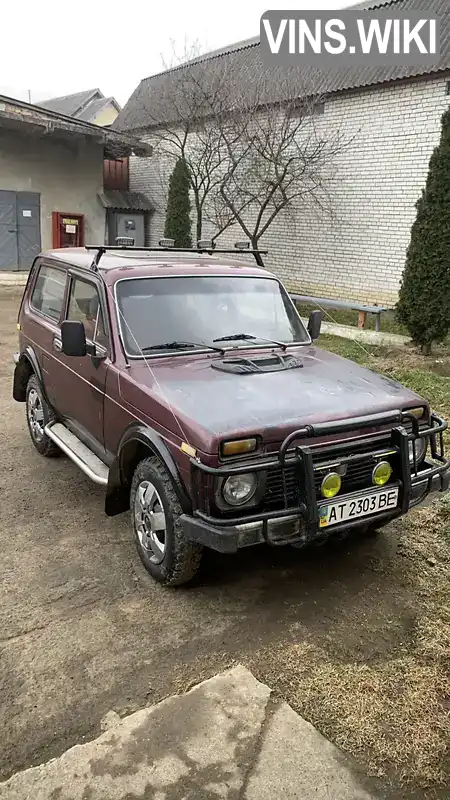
{"left": 0, "top": 190, "right": 41, "bottom": 271}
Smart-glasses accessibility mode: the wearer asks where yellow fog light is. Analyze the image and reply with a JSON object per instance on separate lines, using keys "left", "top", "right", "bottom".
{"left": 321, "top": 472, "right": 341, "bottom": 499}
{"left": 372, "top": 461, "right": 392, "bottom": 487}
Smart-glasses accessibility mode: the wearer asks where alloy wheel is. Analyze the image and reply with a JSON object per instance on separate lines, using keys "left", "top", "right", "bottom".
{"left": 134, "top": 480, "right": 167, "bottom": 564}
{"left": 27, "top": 389, "right": 45, "bottom": 442}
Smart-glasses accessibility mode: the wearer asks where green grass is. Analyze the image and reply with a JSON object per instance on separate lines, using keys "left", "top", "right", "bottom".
{"left": 318, "top": 333, "right": 381, "bottom": 364}
{"left": 319, "top": 334, "right": 450, "bottom": 440}
{"left": 271, "top": 333, "right": 450, "bottom": 790}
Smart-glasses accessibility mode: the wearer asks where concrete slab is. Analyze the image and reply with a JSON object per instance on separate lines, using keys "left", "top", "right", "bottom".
{"left": 0, "top": 666, "right": 381, "bottom": 800}
{"left": 322, "top": 322, "right": 410, "bottom": 347}
{"left": 245, "top": 700, "right": 374, "bottom": 800}
{"left": 0, "top": 272, "right": 28, "bottom": 287}
{"left": 319, "top": 320, "right": 410, "bottom": 347}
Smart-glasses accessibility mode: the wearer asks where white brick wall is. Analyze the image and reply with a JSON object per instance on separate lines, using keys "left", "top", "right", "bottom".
{"left": 131, "top": 139, "right": 173, "bottom": 246}
{"left": 130, "top": 76, "right": 450, "bottom": 306}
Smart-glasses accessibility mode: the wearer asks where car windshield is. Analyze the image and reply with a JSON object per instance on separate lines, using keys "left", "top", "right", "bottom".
{"left": 115, "top": 276, "right": 309, "bottom": 357}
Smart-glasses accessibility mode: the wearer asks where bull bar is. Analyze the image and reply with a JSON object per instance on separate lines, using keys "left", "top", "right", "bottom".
{"left": 186, "top": 410, "right": 449, "bottom": 549}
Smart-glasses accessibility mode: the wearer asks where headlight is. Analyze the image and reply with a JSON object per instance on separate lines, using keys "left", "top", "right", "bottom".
{"left": 408, "top": 437, "right": 427, "bottom": 464}
{"left": 222, "top": 473, "right": 257, "bottom": 506}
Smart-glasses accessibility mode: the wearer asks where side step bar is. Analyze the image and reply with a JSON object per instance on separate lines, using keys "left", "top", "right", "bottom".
{"left": 44, "top": 422, "right": 109, "bottom": 486}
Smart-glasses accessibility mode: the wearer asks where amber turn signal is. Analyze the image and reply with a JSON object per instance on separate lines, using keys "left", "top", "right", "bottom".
{"left": 221, "top": 438, "right": 257, "bottom": 457}
{"left": 407, "top": 407, "right": 425, "bottom": 420}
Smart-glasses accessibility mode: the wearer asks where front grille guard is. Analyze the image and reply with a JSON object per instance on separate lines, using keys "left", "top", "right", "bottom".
{"left": 190, "top": 410, "right": 449, "bottom": 531}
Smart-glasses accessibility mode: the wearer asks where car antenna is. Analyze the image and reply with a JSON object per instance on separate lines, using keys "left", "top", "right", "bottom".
{"left": 85, "top": 246, "right": 130, "bottom": 366}
{"left": 88, "top": 246, "right": 106, "bottom": 271}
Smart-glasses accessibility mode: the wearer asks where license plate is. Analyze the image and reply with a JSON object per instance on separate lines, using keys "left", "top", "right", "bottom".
{"left": 318, "top": 487, "right": 399, "bottom": 528}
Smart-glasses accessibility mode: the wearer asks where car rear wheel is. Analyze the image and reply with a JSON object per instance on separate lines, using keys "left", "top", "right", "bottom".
{"left": 25, "top": 375, "right": 60, "bottom": 457}
{"left": 130, "top": 456, "right": 203, "bottom": 586}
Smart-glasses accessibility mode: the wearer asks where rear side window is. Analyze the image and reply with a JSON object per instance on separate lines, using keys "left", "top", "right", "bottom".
{"left": 30, "top": 265, "right": 66, "bottom": 321}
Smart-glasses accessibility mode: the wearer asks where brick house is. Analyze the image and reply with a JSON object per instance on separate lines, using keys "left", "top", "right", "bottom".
{"left": 114, "top": 0, "right": 450, "bottom": 307}
{"left": 0, "top": 95, "right": 153, "bottom": 270}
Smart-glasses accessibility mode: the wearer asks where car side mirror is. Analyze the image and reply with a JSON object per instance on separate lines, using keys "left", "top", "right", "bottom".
{"left": 61, "top": 320, "right": 87, "bottom": 357}
{"left": 307, "top": 310, "right": 322, "bottom": 341}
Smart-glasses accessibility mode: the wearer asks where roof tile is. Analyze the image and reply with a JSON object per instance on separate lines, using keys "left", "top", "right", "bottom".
{"left": 38, "top": 89, "right": 101, "bottom": 118}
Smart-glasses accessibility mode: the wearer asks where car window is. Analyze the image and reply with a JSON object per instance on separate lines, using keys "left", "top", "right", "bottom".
{"left": 115, "top": 276, "right": 309, "bottom": 356}
{"left": 67, "top": 278, "right": 108, "bottom": 347}
{"left": 30, "top": 265, "right": 66, "bottom": 322}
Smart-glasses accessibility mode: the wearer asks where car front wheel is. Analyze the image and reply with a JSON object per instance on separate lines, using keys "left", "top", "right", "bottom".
{"left": 130, "top": 456, "right": 203, "bottom": 587}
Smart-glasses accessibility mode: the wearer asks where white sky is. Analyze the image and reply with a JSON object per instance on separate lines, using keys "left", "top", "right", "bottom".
{"left": 0, "top": 0, "right": 352, "bottom": 107}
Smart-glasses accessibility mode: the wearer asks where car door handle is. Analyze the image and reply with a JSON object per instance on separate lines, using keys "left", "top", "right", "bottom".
{"left": 53, "top": 337, "right": 62, "bottom": 352}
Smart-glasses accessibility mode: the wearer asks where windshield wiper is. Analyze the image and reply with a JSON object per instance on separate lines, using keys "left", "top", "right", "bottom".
{"left": 141, "top": 340, "right": 223, "bottom": 353}
{"left": 212, "top": 333, "right": 287, "bottom": 351}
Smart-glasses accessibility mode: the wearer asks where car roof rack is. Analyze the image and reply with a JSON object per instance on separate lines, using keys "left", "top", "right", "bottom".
{"left": 86, "top": 240, "right": 268, "bottom": 270}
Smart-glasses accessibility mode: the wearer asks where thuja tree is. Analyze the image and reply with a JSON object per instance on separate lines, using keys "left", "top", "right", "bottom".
{"left": 164, "top": 158, "right": 192, "bottom": 247}
{"left": 396, "top": 108, "right": 450, "bottom": 353}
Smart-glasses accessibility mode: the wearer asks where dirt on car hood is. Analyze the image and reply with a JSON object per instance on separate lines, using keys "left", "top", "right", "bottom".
{"left": 123, "top": 345, "right": 425, "bottom": 454}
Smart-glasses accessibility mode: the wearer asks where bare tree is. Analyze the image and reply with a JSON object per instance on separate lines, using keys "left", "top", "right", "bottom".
{"left": 207, "top": 77, "right": 350, "bottom": 266}
{"left": 137, "top": 43, "right": 351, "bottom": 258}
{"left": 143, "top": 42, "right": 233, "bottom": 243}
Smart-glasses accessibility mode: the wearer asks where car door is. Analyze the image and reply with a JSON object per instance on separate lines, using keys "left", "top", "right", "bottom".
{"left": 52, "top": 273, "right": 110, "bottom": 456}
{"left": 25, "top": 260, "right": 69, "bottom": 407}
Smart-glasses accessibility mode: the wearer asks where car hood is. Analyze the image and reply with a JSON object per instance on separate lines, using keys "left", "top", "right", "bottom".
{"left": 123, "top": 346, "right": 424, "bottom": 454}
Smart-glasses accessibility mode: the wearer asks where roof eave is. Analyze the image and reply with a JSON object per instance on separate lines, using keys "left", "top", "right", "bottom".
{"left": 0, "top": 95, "right": 151, "bottom": 158}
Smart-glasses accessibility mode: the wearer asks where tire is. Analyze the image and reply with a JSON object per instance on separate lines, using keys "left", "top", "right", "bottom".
{"left": 130, "top": 456, "right": 203, "bottom": 587}
{"left": 25, "top": 375, "right": 60, "bottom": 457}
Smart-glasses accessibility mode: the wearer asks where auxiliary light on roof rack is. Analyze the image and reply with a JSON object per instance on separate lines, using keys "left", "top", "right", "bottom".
{"left": 85, "top": 241, "right": 268, "bottom": 270}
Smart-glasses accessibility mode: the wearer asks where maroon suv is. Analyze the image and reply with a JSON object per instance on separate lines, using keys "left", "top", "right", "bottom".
{"left": 13, "top": 243, "right": 450, "bottom": 586}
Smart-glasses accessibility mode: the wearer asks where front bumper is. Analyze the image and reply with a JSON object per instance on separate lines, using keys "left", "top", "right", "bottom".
{"left": 182, "top": 410, "right": 450, "bottom": 553}
{"left": 181, "top": 465, "right": 450, "bottom": 552}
